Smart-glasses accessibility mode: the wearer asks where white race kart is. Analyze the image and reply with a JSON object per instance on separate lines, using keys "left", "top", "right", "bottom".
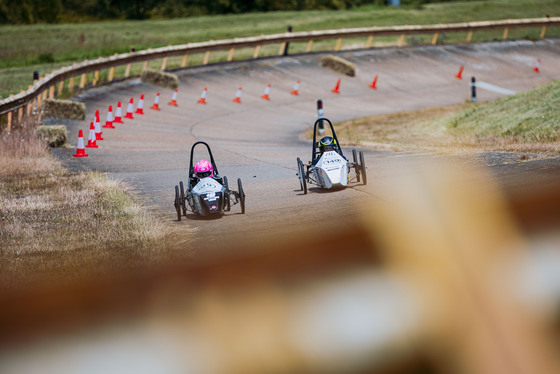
{"left": 296, "top": 118, "right": 367, "bottom": 194}
{"left": 174, "top": 141, "right": 245, "bottom": 220}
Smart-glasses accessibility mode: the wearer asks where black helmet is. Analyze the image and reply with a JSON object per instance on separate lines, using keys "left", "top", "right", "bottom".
{"left": 319, "top": 136, "right": 336, "bottom": 152}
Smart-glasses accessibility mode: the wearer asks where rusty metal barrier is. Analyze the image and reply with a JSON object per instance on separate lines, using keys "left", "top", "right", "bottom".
{"left": 1, "top": 17, "right": 559, "bottom": 132}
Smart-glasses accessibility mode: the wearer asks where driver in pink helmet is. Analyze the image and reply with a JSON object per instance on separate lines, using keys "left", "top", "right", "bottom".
{"left": 194, "top": 159, "right": 213, "bottom": 179}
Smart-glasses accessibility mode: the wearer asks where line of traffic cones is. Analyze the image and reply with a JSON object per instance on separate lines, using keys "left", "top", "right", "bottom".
{"left": 75, "top": 91, "right": 174, "bottom": 159}
{"left": 75, "top": 75, "right": 403, "bottom": 161}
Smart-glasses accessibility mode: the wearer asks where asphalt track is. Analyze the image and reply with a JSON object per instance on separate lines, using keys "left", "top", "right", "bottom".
{"left": 54, "top": 39, "right": 560, "bottom": 253}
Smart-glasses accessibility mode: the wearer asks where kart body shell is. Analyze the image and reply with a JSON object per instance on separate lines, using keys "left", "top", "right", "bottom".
{"left": 312, "top": 150, "right": 348, "bottom": 189}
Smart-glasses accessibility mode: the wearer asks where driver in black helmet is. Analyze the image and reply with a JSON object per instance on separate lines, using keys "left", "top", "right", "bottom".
{"left": 313, "top": 136, "right": 338, "bottom": 164}
{"left": 319, "top": 136, "right": 336, "bottom": 152}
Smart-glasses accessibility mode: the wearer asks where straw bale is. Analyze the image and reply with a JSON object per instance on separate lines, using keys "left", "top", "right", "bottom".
{"left": 43, "top": 99, "right": 86, "bottom": 120}
{"left": 36, "top": 124, "right": 68, "bottom": 147}
{"left": 141, "top": 69, "right": 179, "bottom": 90}
{"left": 320, "top": 55, "right": 356, "bottom": 77}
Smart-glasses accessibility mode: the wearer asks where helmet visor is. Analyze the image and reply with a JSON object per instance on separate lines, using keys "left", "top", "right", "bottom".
{"left": 196, "top": 170, "right": 212, "bottom": 178}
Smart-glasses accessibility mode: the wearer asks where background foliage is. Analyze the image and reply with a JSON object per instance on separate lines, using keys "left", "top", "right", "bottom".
{"left": 0, "top": 0, "right": 472, "bottom": 23}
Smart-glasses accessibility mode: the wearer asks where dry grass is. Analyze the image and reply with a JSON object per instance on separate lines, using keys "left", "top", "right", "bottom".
{"left": 312, "top": 104, "right": 469, "bottom": 153}
{"left": 326, "top": 102, "right": 560, "bottom": 155}
{"left": 0, "top": 116, "right": 178, "bottom": 289}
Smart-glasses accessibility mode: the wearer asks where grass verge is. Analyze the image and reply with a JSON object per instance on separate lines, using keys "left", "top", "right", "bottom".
{"left": 0, "top": 116, "right": 178, "bottom": 289}
{"left": 326, "top": 79, "right": 560, "bottom": 155}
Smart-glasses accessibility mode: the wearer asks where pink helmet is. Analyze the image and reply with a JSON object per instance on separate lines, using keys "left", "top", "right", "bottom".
{"left": 194, "top": 159, "right": 213, "bottom": 178}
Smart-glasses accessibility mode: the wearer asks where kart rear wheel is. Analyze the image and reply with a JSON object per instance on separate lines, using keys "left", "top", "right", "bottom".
{"left": 174, "top": 185, "right": 181, "bottom": 221}
{"left": 238, "top": 178, "right": 246, "bottom": 214}
{"left": 223, "top": 176, "right": 231, "bottom": 211}
{"left": 353, "top": 149, "right": 361, "bottom": 183}
{"left": 179, "top": 181, "right": 187, "bottom": 216}
{"left": 297, "top": 157, "right": 307, "bottom": 195}
{"left": 359, "top": 151, "right": 367, "bottom": 185}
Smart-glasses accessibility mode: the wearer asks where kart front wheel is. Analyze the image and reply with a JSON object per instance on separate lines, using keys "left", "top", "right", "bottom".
{"left": 296, "top": 157, "right": 304, "bottom": 191}
{"left": 174, "top": 185, "right": 182, "bottom": 221}
{"left": 297, "top": 157, "right": 307, "bottom": 195}
{"left": 223, "top": 176, "right": 231, "bottom": 212}
{"left": 352, "top": 149, "right": 361, "bottom": 183}
{"left": 237, "top": 178, "right": 246, "bottom": 214}
{"left": 359, "top": 151, "right": 367, "bottom": 185}
{"left": 179, "top": 181, "right": 187, "bottom": 216}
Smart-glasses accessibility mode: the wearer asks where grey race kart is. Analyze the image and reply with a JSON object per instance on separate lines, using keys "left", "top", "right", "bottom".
{"left": 174, "top": 141, "right": 245, "bottom": 220}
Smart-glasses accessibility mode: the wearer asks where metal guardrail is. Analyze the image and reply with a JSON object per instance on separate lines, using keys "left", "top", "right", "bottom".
{"left": 1, "top": 17, "right": 559, "bottom": 131}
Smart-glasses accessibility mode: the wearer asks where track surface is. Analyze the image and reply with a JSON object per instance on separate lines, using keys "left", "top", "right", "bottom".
{"left": 55, "top": 40, "right": 560, "bottom": 252}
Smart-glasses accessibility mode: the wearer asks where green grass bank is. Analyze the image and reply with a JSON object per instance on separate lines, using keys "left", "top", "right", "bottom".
{"left": 425, "top": 79, "right": 560, "bottom": 143}
{"left": 332, "top": 79, "right": 560, "bottom": 154}
{"left": 1, "top": 0, "right": 560, "bottom": 98}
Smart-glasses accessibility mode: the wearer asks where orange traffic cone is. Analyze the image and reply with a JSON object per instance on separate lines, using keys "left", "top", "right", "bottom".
{"left": 114, "top": 101, "right": 124, "bottom": 123}
{"left": 332, "top": 78, "right": 340, "bottom": 94}
{"left": 332, "top": 79, "right": 341, "bottom": 94}
{"left": 233, "top": 87, "right": 242, "bottom": 103}
{"left": 455, "top": 65, "right": 464, "bottom": 79}
{"left": 291, "top": 80, "right": 300, "bottom": 95}
{"left": 197, "top": 88, "right": 207, "bottom": 104}
{"left": 168, "top": 89, "right": 178, "bottom": 106}
{"left": 533, "top": 59, "right": 541, "bottom": 73}
{"left": 124, "top": 98, "right": 134, "bottom": 119}
{"left": 86, "top": 122, "right": 98, "bottom": 148}
{"left": 135, "top": 94, "right": 145, "bottom": 114}
{"left": 261, "top": 84, "right": 271, "bottom": 100}
{"left": 369, "top": 75, "right": 378, "bottom": 89}
{"left": 94, "top": 110, "right": 103, "bottom": 141}
{"left": 150, "top": 93, "right": 161, "bottom": 110}
{"left": 103, "top": 105, "right": 115, "bottom": 129}
{"left": 73, "top": 129, "right": 88, "bottom": 157}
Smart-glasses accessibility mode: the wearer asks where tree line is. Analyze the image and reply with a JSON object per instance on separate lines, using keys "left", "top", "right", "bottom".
{"left": 0, "top": 0, "right": 462, "bottom": 24}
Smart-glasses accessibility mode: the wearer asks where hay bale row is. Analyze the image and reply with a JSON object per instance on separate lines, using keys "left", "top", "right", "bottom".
{"left": 141, "top": 69, "right": 179, "bottom": 90}
{"left": 36, "top": 125, "right": 68, "bottom": 148}
{"left": 320, "top": 55, "right": 356, "bottom": 77}
{"left": 43, "top": 99, "right": 86, "bottom": 120}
